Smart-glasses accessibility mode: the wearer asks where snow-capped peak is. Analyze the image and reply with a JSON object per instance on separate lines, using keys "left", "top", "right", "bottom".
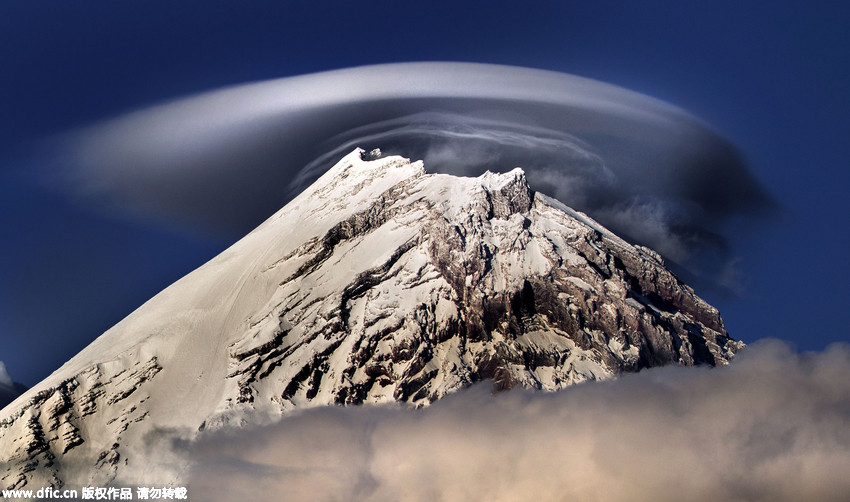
{"left": 478, "top": 167, "right": 527, "bottom": 191}
{"left": 0, "top": 148, "right": 740, "bottom": 492}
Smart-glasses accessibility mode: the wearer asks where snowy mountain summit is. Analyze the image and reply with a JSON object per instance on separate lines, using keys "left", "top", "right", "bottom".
{"left": 0, "top": 148, "right": 742, "bottom": 490}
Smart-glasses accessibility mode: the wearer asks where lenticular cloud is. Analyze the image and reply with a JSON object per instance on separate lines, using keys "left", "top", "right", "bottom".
{"left": 57, "top": 62, "right": 774, "bottom": 275}
{"left": 183, "top": 341, "right": 850, "bottom": 502}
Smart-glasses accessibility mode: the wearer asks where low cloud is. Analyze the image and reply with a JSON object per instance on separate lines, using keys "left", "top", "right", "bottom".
{"left": 182, "top": 340, "right": 850, "bottom": 502}
{"left": 0, "top": 361, "right": 25, "bottom": 409}
{"left": 0, "top": 362, "right": 12, "bottom": 388}
{"left": 46, "top": 63, "right": 776, "bottom": 288}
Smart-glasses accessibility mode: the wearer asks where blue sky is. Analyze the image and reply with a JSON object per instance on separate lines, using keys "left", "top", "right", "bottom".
{"left": 1, "top": 1, "right": 848, "bottom": 386}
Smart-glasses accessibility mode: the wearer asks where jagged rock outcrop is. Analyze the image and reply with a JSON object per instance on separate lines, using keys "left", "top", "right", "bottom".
{"left": 0, "top": 148, "right": 741, "bottom": 491}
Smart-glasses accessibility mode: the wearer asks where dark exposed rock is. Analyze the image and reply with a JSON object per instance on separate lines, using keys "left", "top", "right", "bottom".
{"left": 223, "top": 161, "right": 741, "bottom": 410}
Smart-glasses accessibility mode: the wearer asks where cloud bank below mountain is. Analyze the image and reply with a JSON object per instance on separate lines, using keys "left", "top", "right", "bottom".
{"left": 52, "top": 63, "right": 775, "bottom": 286}
{"left": 182, "top": 340, "right": 850, "bottom": 502}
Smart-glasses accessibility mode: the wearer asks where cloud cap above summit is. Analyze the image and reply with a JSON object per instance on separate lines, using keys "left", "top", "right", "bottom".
{"left": 51, "top": 62, "right": 775, "bottom": 280}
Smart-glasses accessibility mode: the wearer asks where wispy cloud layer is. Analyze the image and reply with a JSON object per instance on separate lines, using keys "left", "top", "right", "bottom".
{"left": 52, "top": 62, "right": 775, "bottom": 284}
{"left": 182, "top": 341, "right": 850, "bottom": 502}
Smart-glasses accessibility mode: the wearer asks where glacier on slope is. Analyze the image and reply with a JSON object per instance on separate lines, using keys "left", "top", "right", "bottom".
{"left": 0, "top": 148, "right": 741, "bottom": 491}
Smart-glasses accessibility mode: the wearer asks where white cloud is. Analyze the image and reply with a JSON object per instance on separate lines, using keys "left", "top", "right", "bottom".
{"left": 44, "top": 63, "right": 774, "bottom": 284}
{"left": 181, "top": 340, "right": 850, "bottom": 502}
{"left": 0, "top": 361, "right": 13, "bottom": 388}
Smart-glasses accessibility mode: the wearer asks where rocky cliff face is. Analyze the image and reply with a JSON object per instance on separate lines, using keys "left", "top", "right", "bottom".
{"left": 0, "top": 148, "right": 741, "bottom": 491}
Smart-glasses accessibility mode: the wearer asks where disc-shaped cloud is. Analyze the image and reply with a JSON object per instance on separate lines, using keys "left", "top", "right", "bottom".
{"left": 57, "top": 62, "right": 774, "bottom": 281}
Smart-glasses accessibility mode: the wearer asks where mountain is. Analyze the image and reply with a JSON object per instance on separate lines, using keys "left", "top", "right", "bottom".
{"left": 0, "top": 148, "right": 741, "bottom": 491}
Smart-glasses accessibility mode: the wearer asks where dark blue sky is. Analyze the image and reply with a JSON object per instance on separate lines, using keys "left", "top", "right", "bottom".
{"left": 1, "top": 1, "right": 848, "bottom": 386}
